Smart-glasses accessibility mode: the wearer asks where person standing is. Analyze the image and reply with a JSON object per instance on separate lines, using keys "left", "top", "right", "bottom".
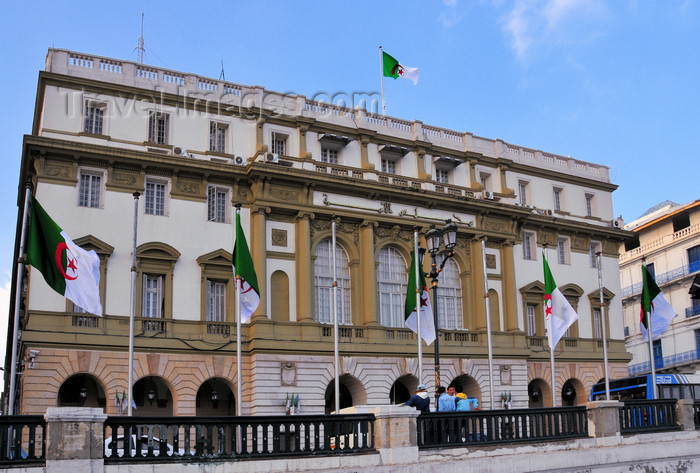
{"left": 403, "top": 384, "right": 430, "bottom": 413}
{"left": 438, "top": 385, "right": 457, "bottom": 412}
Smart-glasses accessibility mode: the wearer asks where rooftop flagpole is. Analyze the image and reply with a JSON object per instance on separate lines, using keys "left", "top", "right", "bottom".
{"left": 380, "top": 46, "right": 386, "bottom": 115}
{"left": 127, "top": 191, "right": 140, "bottom": 416}
{"left": 8, "top": 183, "right": 32, "bottom": 415}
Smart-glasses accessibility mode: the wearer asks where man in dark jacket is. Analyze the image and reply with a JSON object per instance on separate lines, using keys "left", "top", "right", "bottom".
{"left": 403, "top": 383, "right": 430, "bottom": 413}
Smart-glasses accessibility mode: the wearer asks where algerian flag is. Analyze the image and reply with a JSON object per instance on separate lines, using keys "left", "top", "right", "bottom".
{"left": 404, "top": 250, "right": 435, "bottom": 345}
{"left": 543, "top": 255, "right": 578, "bottom": 349}
{"left": 233, "top": 210, "right": 260, "bottom": 323}
{"left": 382, "top": 51, "right": 419, "bottom": 85}
{"left": 26, "top": 197, "right": 102, "bottom": 316}
{"left": 641, "top": 265, "right": 677, "bottom": 340}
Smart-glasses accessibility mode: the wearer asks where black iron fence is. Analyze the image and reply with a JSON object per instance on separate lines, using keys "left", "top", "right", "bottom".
{"left": 619, "top": 399, "right": 679, "bottom": 434}
{"left": 417, "top": 407, "right": 588, "bottom": 449}
{"left": 0, "top": 415, "right": 46, "bottom": 466}
{"left": 103, "top": 414, "right": 375, "bottom": 463}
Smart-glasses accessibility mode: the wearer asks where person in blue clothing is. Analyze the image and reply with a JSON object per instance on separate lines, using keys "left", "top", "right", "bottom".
{"left": 438, "top": 385, "right": 457, "bottom": 412}
{"left": 403, "top": 383, "right": 430, "bottom": 413}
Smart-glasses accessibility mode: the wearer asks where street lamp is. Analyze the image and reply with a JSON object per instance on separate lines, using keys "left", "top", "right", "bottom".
{"left": 425, "top": 219, "right": 458, "bottom": 406}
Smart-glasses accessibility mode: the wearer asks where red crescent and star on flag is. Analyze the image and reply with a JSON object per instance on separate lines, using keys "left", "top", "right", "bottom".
{"left": 55, "top": 242, "right": 79, "bottom": 280}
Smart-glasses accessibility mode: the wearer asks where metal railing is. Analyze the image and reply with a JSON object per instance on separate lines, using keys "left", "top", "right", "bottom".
{"left": 104, "top": 414, "right": 375, "bottom": 463}
{"left": 0, "top": 416, "right": 46, "bottom": 466}
{"left": 619, "top": 399, "right": 679, "bottom": 434}
{"left": 416, "top": 407, "right": 588, "bottom": 449}
{"left": 628, "top": 348, "right": 700, "bottom": 376}
{"left": 621, "top": 261, "right": 700, "bottom": 298}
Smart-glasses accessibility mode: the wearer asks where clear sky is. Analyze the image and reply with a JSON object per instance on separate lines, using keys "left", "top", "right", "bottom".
{"left": 0, "top": 0, "right": 698, "bottom": 369}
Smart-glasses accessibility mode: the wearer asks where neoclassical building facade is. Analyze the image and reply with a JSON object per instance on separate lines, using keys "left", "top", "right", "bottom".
{"left": 4, "top": 49, "right": 630, "bottom": 416}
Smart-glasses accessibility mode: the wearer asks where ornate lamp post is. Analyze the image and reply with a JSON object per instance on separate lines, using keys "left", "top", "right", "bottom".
{"left": 424, "top": 219, "right": 458, "bottom": 406}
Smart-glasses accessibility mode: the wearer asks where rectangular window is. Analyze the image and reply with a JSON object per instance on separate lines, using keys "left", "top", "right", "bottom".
{"left": 148, "top": 111, "right": 169, "bottom": 144}
{"left": 593, "top": 308, "right": 602, "bottom": 338}
{"left": 83, "top": 102, "right": 104, "bottom": 134}
{"left": 585, "top": 194, "right": 594, "bottom": 217}
{"left": 435, "top": 168, "right": 449, "bottom": 184}
{"left": 145, "top": 179, "right": 167, "bottom": 216}
{"left": 589, "top": 243, "right": 599, "bottom": 269}
{"left": 321, "top": 147, "right": 338, "bottom": 164}
{"left": 209, "top": 122, "right": 227, "bottom": 153}
{"left": 207, "top": 186, "right": 228, "bottom": 223}
{"left": 553, "top": 188, "right": 562, "bottom": 211}
{"left": 206, "top": 280, "right": 226, "bottom": 322}
{"left": 526, "top": 304, "right": 536, "bottom": 336}
{"left": 271, "top": 132, "right": 287, "bottom": 155}
{"left": 142, "top": 275, "right": 163, "bottom": 318}
{"left": 78, "top": 172, "right": 102, "bottom": 208}
{"left": 695, "top": 329, "right": 700, "bottom": 350}
{"left": 480, "top": 173, "right": 491, "bottom": 190}
{"left": 557, "top": 238, "right": 568, "bottom": 264}
{"left": 381, "top": 158, "right": 396, "bottom": 174}
{"left": 523, "top": 232, "right": 534, "bottom": 260}
{"left": 518, "top": 181, "right": 528, "bottom": 205}
{"left": 646, "top": 262, "right": 656, "bottom": 280}
{"left": 688, "top": 245, "right": 700, "bottom": 273}
{"left": 653, "top": 339, "right": 663, "bottom": 363}
{"left": 624, "top": 326, "right": 630, "bottom": 337}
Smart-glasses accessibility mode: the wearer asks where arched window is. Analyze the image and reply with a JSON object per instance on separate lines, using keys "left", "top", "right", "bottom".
{"left": 377, "top": 246, "right": 407, "bottom": 328}
{"left": 314, "top": 239, "right": 352, "bottom": 325}
{"left": 437, "top": 259, "right": 463, "bottom": 330}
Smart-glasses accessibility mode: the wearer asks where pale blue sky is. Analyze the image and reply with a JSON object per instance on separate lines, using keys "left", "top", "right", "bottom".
{"left": 1, "top": 0, "right": 698, "bottom": 365}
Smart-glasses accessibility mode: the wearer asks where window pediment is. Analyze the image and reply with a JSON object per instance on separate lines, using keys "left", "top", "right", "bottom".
{"left": 136, "top": 242, "right": 181, "bottom": 262}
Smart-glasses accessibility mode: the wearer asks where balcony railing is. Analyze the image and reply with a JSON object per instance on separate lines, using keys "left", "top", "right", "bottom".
{"left": 620, "top": 223, "right": 700, "bottom": 264}
{"left": 0, "top": 416, "right": 46, "bottom": 466}
{"left": 686, "top": 305, "right": 700, "bottom": 318}
{"left": 622, "top": 261, "right": 700, "bottom": 298}
{"left": 628, "top": 348, "right": 700, "bottom": 376}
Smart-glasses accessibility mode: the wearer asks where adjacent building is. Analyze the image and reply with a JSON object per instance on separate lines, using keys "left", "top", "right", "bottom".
{"left": 620, "top": 200, "right": 700, "bottom": 376}
{"left": 3, "top": 49, "right": 631, "bottom": 416}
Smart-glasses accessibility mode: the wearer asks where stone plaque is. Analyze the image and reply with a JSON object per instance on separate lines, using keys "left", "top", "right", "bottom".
{"left": 281, "top": 362, "right": 296, "bottom": 386}
{"left": 271, "top": 229, "right": 288, "bottom": 247}
{"left": 486, "top": 254, "right": 497, "bottom": 269}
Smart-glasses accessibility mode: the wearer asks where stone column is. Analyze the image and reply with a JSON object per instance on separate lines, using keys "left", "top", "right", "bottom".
{"left": 340, "top": 405, "right": 419, "bottom": 465}
{"left": 45, "top": 407, "right": 107, "bottom": 472}
{"left": 296, "top": 211, "right": 314, "bottom": 321}
{"left": 251, "top": 207, "right": 268, "bottom": 319}
{"left": 586, "top": 400, "right": 622, "bottom": 439}
{"left": 359, "top": 136, "right": 373, "bottom": 170}
{"left": 501, "top": 241, "right": 519, "bottom": 331}
{"left": 298, "top": 124, "right": 310, "bottom": 160}
{"left": 360, "top": 220, "right": 378, "bottom": 325}
{"left": 676, "top": 399, "right": 696, "bottom": 431}
{"left": 471, "top": 238, "right": 487, "bottom": 330}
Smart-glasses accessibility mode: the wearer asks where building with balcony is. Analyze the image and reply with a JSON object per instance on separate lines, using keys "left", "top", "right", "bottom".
{"left": 620, "top": 200, "right": 700, "bottom": 376}
{"left": 3, "top": 48, "right": 631, "bottom": 416}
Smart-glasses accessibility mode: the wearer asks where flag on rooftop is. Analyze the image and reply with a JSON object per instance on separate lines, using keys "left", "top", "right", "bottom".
{"left": 404, "top": 250, "right": 435, "bottom": 345}
{"left": 382, "top": 51, "right": 419, "bottom": 85}
{"left": 26, "top": 197, "right": 102, "bottom": 316}
{"left": 543, "top": 255, "right": 578, "bottom": 349}
{"left": 233, "top": 210, "right": 260, "bottom": 323}
{"left": 641, "top": 264, "right": 677, "bottom": 340}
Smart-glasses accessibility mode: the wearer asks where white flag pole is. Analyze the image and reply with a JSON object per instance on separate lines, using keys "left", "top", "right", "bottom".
{"left": 544, "top": 246, "right": 556, "bottom": 407}
{"left": 379, "top": 46, "right": 386, "bottom": 115}
{"left": 332, "top": 217, "right": 340, "bottom": 414}
{"left": 481, "top": 237, "right": 495, "bottom": 409}
{"left": 127, "top": 191, "right": 140, "bottom": 417}
{"left": 8, "top": 184, "right": 32, "bottom": 415}
{"left": 235, "top": 204, "right": 243, "bottom": 415}
{"left": 414, "top": 228, "right": 422, "bottom": 383}
{"left": 597, "top": 251, "right": 611, "bottom": 401}
{"left": 642, "top": 257, "right": 657, "bottom": 399}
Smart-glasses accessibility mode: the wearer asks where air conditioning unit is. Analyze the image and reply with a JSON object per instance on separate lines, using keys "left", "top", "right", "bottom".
{"left": 174, "top": 146, "right": 183, "bottom": 155}
{"left": 483, "top": 191, "right": 494, "bottom": 200}
{"left": 234, "top": 156, "right": 245, "bottom": 165}
{"left": 545, "top": 209, "right": 553, "bottom": 216}
{"left": 266, "top": 153, "right": 279, "bottom": 163}
{"left": 611, "top": 218, "right": 624, "bottom": 229}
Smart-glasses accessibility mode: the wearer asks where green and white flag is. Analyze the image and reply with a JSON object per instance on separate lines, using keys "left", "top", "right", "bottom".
{"left": 543, "top": 255, "right": 578, "bottom": 349}
{"left": 404, "top": 250, "right": 435, "bottom": 345}
{"left": 382, "top": 51, "right": 419, "bottom": 85}
{"left": 26, "top": 197, "right": 102, "bottom": 316}
{"left": 233, "top": 211, "right": 260, "bottom": 323}
{"left": 641, "top": 264, "right": 677, "bottom": 340}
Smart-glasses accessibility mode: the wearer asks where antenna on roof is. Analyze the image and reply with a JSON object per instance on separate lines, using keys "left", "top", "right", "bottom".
{"left": 136, "top": 12, "right": 145, "bottom": 64}
{"left": 219, "top": 60, "right": 226, "bottom": 81}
